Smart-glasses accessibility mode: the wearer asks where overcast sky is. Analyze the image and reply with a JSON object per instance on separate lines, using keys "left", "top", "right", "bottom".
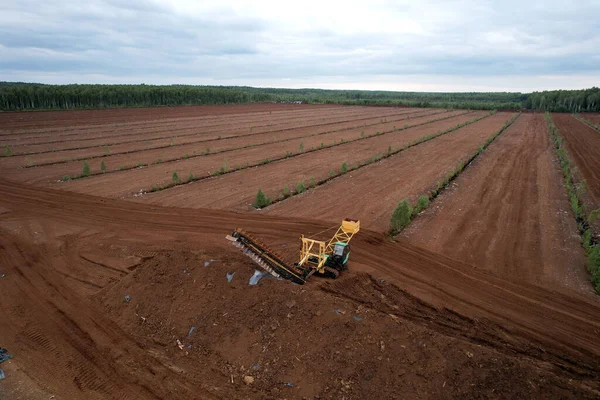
{"left": 0, "top": 0, "right": 598, "bottom": 92}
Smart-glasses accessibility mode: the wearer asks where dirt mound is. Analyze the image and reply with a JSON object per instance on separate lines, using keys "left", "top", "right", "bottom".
{"left": 96, "top": 248, "right": 599, "bottom": 399}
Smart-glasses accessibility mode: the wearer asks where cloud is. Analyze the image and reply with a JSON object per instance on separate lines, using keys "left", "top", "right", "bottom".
{"left": 0, "top": 0, "right": 598, "bottom": 91}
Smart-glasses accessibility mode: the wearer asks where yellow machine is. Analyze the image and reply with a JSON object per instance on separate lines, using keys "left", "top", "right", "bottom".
{"left": 226, "top": 219, "right": 360, "bottom": 284}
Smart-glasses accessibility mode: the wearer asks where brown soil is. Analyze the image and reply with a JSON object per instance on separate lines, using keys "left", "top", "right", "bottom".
{"left": 265, "top": 113, "right": 512, "bottom": 230}
{"left": 0, "top": 103, "right": 338, "bottom": 130}
{"left": 7, "top": 109, "right": 441, "bottom": 184}
{"left": 1, "top": 105, "right": 599, "bottom": 399}
{"left": 1, "top": 179, "right": 600, "bottom": 399}
{"left": 552, "top": 114, "right": 600, "bottom": 207}
{"left": 581, "top": 113, "right": 600, "bottom": 126}
{"left": 400, "top": 113, "right": 591, "bottom": 294}
{"left": 3, "top": 107, "right": 410, "bottom": 155}
{"left": 133, "top": 112, "right": 487, "bottom": 209}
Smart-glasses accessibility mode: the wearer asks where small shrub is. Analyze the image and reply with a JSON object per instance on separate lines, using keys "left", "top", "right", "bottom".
{"left": 360, "top": 130, "right": 365, "bottom": 138}
{"left": 254, "top": 189, "right": 271, "bottom": 208}
{"left": 310, "top": 177, "right": 316, "bottom": 187}
{"left": 100, "top": 161, "right": 107, "bottom": 172}
{"left": 183, "top": 153, "right": 189, "bottom": 159}
{"left": 320, "top": 142, "right": 325, "bottom": 148}
{"left": 82, "top": 161, "right": 91, "bottom": 176}
{"left": 61, "top": 175, "right": 71, "bottom": 181}
{"left": 589, "top": 246, "right": 600, "bottom": 292}
{"left": 340, "top": 138, "right": 345, "bottom": 144}
{"left": 283, "top": 186, "right": 290, "bottom": 197}
{"left": 152, "top": 184, "right": 159, "bottom": 192}
{"left": 156, "top": 158, "right": 162, "bottom": 164}
{"left": 262, "top": 158, "right": 270, "bottom": 165}
{"left": 296, "top": 181, "right": 306, "bottom": 194}
{"left": 220, "top": 159, "right": 229, "bottom": 174}
{"left": 172, "top": 171, "right": 181, "bottom": 183}
{"left": 119, "top": 166, "right": 125, "bottom": 171}
{"left": 104, "top": 145, "right": 110, "bottom": 154}
{"left": 589, "top": 209, "right": 600, "bottom": 224}
{"left": 390, "top": 199, "right": 413, "bottom": 234}
{"left": 329, "top": 170, "right": 336, "bottom": 177}
{"left": 413, "top": 195, "right": 430, "bottom": 215}
{"left": 206, "top": 147, "right": 210, "bottom": 154}
{"left": 387, "top": 145, "right": 392, "bottom": 155}
{"left": 340, "top": 162, "right": 348, "bottom": 174}
{"left": 299, "top": 141, "right": 304, "bottom": 152}
{"left": 189, "top": 172, "right": 195, "bottom": 181}
{"left": 170, "top": 137, "right": 174, "bottom": 146}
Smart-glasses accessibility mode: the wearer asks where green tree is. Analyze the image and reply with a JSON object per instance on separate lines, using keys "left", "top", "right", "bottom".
{"left": 82, "top": 161, "right": 91, "bottom": 176}
{"left": 390, "top": 199, "right": 413, "bottom": 234}
{"left": 254, "top": 189, "right": 271, "bottom": 208}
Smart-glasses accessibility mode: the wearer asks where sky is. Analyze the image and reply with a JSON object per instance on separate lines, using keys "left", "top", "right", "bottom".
{"left": 0, "top": 0, "right": 599, "bottom": 92}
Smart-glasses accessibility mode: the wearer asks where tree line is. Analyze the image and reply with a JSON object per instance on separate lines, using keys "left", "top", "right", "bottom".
{"left": 0, "top": 84, "right": 249, "bottom": 110}
{"left": 1, "top": 82, "right": 598, "bottom": 112}
{"left": 523, "top": 87, "right": 600, "bottom": 112}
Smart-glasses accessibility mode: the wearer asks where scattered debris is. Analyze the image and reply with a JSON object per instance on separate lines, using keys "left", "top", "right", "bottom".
{"left": 466, "top": 351, "right": 474, "bottom": 358}
{"left": 243, "top": 375, "right": 255, "bottom": 385}
{"left": 0, "top": 348, "right": 13, "bottom": 363}
{"left": 176, "top": 339, "right": 184, "bottom": 350}
{"left": 353, "top": 315, "right": 363, "bottom": 321}
{"left": 226, "top": 272, "right": 235, "bottom": 282}
{"left": 204, "top": 259, "right": 216, "bottom": 267}
{"left": 249, "top": 270, "right": 269, "bottom": 285}
{"left": 281, "top": 244, "right": 287, "bottom": 248}
{"left": 0, "top": 368, "right": 5, "bottom": 380}
{"left": 124, "top": 295, "right": 131, "bottom": 303}
{"left": 333, "top": 309, "right": 346, "bottom": 315}
{"left": 0, "top": 274, "right": 5, "bottom": 278}
{"left": 379, "top": 279, "right": 385, "bottom": 283}
{"left": 252, "top": 363, "right": 260, "bottom": 370}
{"left": 282, "top": 382, "right": 294, "bottom": 387}
{"left": 285, "top": 300, "right": 296, "bottom": 308}
{"left": 187, "top": 326, "right": 197, "bottom": 337}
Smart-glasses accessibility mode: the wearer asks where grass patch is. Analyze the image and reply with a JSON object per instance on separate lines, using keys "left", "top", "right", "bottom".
{"left": 296, "top": 181, "right": 307, "bottom": 194}
{"left": 172, "top": 171, "right": 181, "bottom": 183}
{"left": 100, "top": 161, "right": 107, "bottom": 172}
{"left": 546, "top": 112, "right": 600, "bottom": 293}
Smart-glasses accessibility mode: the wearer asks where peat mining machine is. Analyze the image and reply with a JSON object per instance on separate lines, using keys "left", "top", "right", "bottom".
{"left": 226, "top": 219, "right": 360, "bottom": 284}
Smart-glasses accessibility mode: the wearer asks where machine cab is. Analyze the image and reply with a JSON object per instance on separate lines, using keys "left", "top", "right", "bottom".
{"left": 328, "top": 242, "right": 351, "bottom": 270}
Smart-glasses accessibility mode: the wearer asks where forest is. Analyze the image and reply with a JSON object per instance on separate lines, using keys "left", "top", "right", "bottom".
{"left": 0, "top": 82, "right": 598, "bottom": 112}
